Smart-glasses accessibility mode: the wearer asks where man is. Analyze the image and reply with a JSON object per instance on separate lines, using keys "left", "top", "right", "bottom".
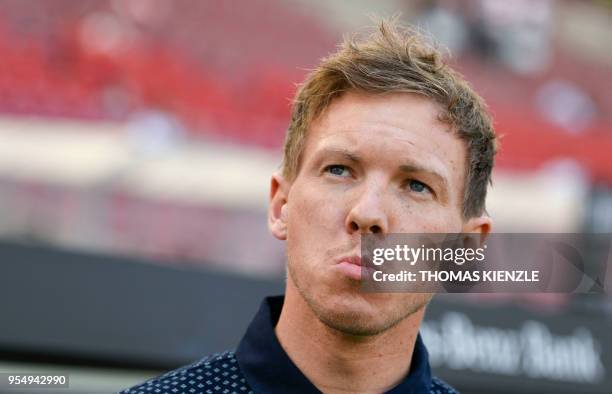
{"left": 122, "top": 19, "right": 496, "bottom": 394}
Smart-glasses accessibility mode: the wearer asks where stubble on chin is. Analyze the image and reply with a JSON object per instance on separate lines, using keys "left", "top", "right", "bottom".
{"left": 287, "top": 259, "right": 432, "bottom": 337}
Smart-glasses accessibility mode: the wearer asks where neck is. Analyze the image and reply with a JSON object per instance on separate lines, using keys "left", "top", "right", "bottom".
{"left": 275, "top": 281, "right": 425, "bottom": 394}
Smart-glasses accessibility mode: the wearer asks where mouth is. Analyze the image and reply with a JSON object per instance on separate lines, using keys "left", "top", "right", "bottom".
{"left": 335, "top": 255, "right": 372, "bottom": 281}
{"left": 336, "top": 255, "right": 362, "bottom": 267}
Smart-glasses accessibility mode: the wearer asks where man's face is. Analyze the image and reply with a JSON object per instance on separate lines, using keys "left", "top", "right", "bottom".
{"left": 271, "top": 92, "right": 484, "bottom": 336}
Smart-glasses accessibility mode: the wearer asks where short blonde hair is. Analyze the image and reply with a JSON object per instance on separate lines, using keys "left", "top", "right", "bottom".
{"left": 282, "top": 19, "right": 497, "bottom": 218}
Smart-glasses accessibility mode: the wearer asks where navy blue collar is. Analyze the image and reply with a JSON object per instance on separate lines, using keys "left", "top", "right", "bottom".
{"left": 235, "top": 295, "right": 433, "bottom": 394}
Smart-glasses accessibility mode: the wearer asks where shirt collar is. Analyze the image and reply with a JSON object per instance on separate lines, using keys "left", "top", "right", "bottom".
{"left": 235, "top": 295, "right": 433, "bottom": 394}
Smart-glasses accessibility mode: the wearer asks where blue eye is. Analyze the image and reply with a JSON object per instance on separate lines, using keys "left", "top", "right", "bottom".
{"left": 326, "top": 165, "right": 350, "bottom": 177}
{"left": 408, "top": 180, "right": 429, "bottom": 193}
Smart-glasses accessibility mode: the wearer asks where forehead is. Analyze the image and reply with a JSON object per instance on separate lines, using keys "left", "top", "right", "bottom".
{"left": 302, "top": 91, "right": 467, "bottom": 192}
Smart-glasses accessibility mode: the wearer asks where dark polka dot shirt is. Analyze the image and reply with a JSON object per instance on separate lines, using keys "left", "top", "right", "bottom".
{"left": 120, "top": 296, "right": 458, "bottom": 394}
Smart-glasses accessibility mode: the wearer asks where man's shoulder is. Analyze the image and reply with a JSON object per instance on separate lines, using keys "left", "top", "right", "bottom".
{"left": 430, "top": 376, "right": 460, "bottom": 394}
{"left": 119, "top": 350, "right": 253, "bottom": 394}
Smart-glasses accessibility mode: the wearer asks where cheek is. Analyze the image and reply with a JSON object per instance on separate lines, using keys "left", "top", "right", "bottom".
{"left": 393, "top": 202, "right": 463, "bottom": 233}
{"left": 287, "top": 181, "right": 346, "bottom": 236}
{"left": 285, "top": 183, "right": 344, "bottom": 274}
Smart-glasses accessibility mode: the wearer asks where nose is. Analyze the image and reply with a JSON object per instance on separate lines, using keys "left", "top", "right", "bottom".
{"left": 345, "top": 183, "right": 389, "bottom": 235}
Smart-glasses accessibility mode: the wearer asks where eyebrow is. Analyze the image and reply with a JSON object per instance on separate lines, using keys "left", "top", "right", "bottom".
{"left": 318, "top": 148, "right": 362, "bottom": 163}
{"left": 399, "top": 164, "right": 448, "bottom": 186}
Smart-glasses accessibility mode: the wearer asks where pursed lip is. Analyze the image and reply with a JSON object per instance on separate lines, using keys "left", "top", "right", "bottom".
{"left": 336, "top": 255, "right": 362, "bottom": 266}
{"left": 334, "top": 254, "right": 376, "bottom": 281}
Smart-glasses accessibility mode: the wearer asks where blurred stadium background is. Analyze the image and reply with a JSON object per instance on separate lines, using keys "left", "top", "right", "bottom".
{"left": 0, "top": 0, "right": 611, "bottom": 393}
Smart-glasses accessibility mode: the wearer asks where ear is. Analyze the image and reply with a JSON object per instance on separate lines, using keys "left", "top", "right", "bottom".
{"left": 462, "top": 215, "right": 492, "bottom": 245}
{"left": 268, "top": 171, "right": 290, "bottom": 240}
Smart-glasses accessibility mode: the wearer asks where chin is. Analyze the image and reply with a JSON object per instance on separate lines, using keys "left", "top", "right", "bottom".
{"left": 318, "top": 291, "right": 433, "bottom": 336}
{"left": 309, "top": 292, "right": 398, "bottom": 336}
{"left": 289, "top": 263, "right": 431, "bottom": 336}
{"left": 317, "top": 305, "right": 398, "bottom": 336}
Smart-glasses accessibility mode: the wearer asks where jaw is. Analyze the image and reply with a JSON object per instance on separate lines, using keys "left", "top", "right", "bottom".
{"left": 285, "top": 265, "right": 431, "bottom": 337}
